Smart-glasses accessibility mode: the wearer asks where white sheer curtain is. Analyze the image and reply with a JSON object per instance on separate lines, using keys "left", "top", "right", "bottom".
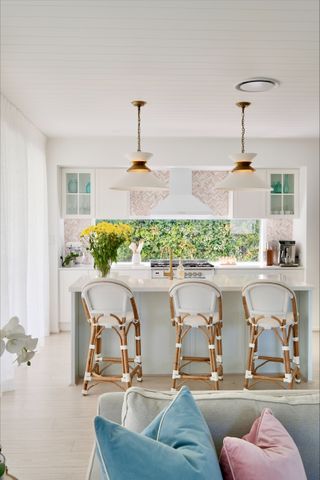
{"left": 1, "top": 94, "right": 49, "bottom": 390}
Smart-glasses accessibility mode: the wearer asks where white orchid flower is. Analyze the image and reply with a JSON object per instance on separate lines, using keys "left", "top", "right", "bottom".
{"left": 0, "top": 316, "right": 38, "bottom": 366}
{"left": 24, "top": 336, "right": 38, "bottom": 351}
{"left": 5, "top": 336, "right": 26, "bottom": 354}
{"left": 1, "top": 316, "right": 25, "bottom": 337}
{"left": 16, "top": 350, "right": 35, "bottom": 366}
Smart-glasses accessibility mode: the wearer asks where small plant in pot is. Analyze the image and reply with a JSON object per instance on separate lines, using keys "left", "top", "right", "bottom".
{"left": 81, "top": 222, "right": 132, "bottom": 277}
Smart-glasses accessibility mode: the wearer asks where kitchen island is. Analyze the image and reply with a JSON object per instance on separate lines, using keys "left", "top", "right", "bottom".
{"left": 69, "top": 274, "right": 313, "bottom": 385}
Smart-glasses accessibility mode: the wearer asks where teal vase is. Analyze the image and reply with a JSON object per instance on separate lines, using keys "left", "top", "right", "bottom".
{"left": 275, "top": 181, "right": 282, "bottom": 193}
{"left": 68, "top": 178, "right": 77, "bottom": 193}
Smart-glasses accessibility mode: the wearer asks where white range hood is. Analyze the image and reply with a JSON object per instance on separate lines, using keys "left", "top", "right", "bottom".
{"left": 152, "top": 168, "right": 213, "bottom": 217}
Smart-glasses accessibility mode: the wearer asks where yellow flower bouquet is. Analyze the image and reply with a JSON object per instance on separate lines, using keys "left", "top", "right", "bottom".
{"left": 81, "top": 222, "right": 132, "bottom": 277}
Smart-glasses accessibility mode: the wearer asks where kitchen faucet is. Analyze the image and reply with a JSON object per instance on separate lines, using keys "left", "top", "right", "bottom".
{"left": 163, "top": 247, "right": 174, "bottom": 280}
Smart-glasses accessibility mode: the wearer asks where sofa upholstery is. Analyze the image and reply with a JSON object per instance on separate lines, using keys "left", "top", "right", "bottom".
{"left": 86, "top": 388, "right": 319, "bottom": 480}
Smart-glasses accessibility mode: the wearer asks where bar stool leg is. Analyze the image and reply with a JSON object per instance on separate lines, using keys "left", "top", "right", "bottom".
{"left": 208, "top": 326, "right": 219, "bottom": 390}
{"left": 215, "top": 321, "right": 223, "bottom": 380}
{"left": 120, "top": 327, "right": 131, "bottom": 390}
{"left": 244, "top": 324, "right": 256, "bottom": 389}
{"left": 172, "top": 321, "right": 183, "bottom": 392}
{"left": 253, "top": 330, "right": 259, "bottom": 373}
{"left": 94, "top": 325, "right": 103, "bottom": 374}
{"left": 134, "top": 320, "right": 143, "bottom": 381}
{"left": 292, "top": 322, "right": 301, "bottom": 383}
{"left": 82, "top": 323, "right": 97, "bottom": 396}
{"left": 282, "top": 328, "right": 293, "bottom": 389}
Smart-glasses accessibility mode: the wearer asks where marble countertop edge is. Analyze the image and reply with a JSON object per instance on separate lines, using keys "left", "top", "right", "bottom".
{"left": 69, "top": 275, "right": 313, "bottom": 293}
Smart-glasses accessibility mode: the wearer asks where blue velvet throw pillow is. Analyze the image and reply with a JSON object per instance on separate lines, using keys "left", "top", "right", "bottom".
{"left": 94, "top": 386, "right": 222, "bottom": 480}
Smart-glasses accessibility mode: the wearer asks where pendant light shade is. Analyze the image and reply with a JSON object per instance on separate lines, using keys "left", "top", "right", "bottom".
{"left": 110, "top": 101, "right": 167, "bottom": 191}
{"left": 216, "top": 102, "right": 270, "bottom": 191}
{"left": 215, "top": 170, "right": 269, "bottom": 191}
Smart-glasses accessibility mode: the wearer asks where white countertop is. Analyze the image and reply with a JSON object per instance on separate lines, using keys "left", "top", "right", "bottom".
{"left": 69, "top": 274, "right": 313, "bottom": 293}
{"left": 59, "top": 262, "right": 151, "bottom": 271}
{"left": 60, "top": 261, "right": 304, "bottom": 271}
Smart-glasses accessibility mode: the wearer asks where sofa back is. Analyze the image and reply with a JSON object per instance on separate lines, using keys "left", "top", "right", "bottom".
{"left": 122, "top": 388, "right": 320, "bottom": 480}
{"left": 87, "top": 389, "right": 319, "bottom": 480}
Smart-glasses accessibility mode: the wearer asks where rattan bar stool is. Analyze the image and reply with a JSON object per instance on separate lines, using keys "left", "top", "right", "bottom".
{"left": 169, "top": 280, "right": 223, "bottom": 391}
{"left": 81, "top": 279, "right": 142, "bottom": 395}
{"left": 242, "top": 280, "right": 301, "bottom": 389}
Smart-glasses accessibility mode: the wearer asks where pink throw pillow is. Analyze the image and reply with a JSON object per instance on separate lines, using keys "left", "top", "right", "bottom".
{"left": 219, "top": 408, "right": 307, "bottom": 480}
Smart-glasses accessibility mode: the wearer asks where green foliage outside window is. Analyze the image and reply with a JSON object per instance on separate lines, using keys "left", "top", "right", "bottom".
{"left": 98, "top": 219, "right": 260, "bottom": 262}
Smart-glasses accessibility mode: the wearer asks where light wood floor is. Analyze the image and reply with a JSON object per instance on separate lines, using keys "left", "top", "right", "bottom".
{"left": 1, "top": 332, "right": 319, "bottom": 480}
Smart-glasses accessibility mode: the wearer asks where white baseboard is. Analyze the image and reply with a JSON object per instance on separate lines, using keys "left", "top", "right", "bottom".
{"left": 59, "top": 322, "right": 71, "bottom": 332}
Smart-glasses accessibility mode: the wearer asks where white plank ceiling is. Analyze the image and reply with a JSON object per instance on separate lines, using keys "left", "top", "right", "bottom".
{"left": 1, "top": 0, "right": 319, "bottom": 137}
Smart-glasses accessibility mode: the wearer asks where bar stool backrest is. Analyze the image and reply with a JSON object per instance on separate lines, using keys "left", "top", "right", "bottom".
{"left": 82, "top": 279, "right": 134, "bottom": 318}
{"left": 242, "top": 281, "right": 296, "bottom": 318}
{"left": 169, "top": 280, "right": 222, "bottom": 317}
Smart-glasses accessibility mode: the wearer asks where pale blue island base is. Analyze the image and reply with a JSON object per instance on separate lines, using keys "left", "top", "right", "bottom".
{"left": 69, "top": 275, "right": 313, "bottom": 386}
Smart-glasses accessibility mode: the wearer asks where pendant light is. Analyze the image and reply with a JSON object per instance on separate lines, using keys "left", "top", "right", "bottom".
{"left": 110, "top": 100, "right": 167, "bottom": 191}
{"left": 215, "top": 102, "right": 270, "bottom": 191}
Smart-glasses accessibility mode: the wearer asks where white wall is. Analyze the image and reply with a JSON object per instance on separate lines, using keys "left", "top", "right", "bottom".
{"left": 47, "top": 137, "right": 319, "bottom": 330}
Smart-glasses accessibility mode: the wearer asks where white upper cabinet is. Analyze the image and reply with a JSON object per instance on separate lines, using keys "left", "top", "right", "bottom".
{"left": 95, "top": 169, "right": 129, "bottom": 219}
{"left": 62, "top": 168, "right": 95, "bottom": 218}
{"left": 230, "top": 169, "right": 267, "bottom": 219}
{"left": 267, "top": 169, "right": 299, "bottom": 218}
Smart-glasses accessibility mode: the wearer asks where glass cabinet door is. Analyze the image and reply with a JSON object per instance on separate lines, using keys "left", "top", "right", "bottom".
{"left": 269, "top": 171, "right": 297, "bottom": 216}
{"left": 79, "top": 173, "right": 91, "bottom": 194}
{"left": 79, "top": 194, "right": 91, "bottom": 215}
{"left": 64, "top": 171, "right": 93, "bottom": 216}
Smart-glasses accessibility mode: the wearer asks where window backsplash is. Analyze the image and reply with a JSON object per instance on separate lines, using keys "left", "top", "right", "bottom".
{"left": 63, "top": 217, "right": 293, "bottom": 245}
{"left": 99, "top": 219, "right": 261, "bottom": 262}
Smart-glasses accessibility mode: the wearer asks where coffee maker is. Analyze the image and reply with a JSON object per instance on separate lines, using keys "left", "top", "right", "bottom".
{"left": 278, "top": 240, "right": 297, "bottom": 266}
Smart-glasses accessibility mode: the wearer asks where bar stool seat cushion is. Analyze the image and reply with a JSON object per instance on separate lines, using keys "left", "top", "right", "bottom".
{"left": 248, "top": 312, "right": 294, "bottom": 330}
{"left": 176, "top": 313, "right": 219, "bottom": 327}
{"left": 94, "top": 386, "right": 222, "bottom": 480}
{"left": 97, "top": 312, "right": 134, "bottom": 328}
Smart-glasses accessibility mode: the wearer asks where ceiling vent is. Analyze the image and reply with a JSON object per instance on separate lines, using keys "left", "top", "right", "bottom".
{"left": 235, "top": 78, "right": 280, "bottom": 92}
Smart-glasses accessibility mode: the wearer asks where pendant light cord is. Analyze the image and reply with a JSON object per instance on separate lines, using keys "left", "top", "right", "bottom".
{"left": 137, "top": 105, "right": 141, "bottom": 152}
{"left": 241, "top": 104, "right": 246, "bottom": 154}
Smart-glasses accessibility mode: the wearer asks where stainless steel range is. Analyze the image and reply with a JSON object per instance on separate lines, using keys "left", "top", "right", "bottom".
{"left": 151, "top": 260, "right": 215, "bottom": 279}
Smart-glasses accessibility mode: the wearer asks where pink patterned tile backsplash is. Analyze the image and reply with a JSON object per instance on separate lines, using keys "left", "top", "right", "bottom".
{"left": 130, "top": 170, "right": 169, "bottom": 216}
{"left": 64, "top": 218, "right": 92, "bottom": 243}
{"left": 266, "top": 218, "right": 293, "bottom": 242}
{"left": 192, "top": 171, "right": 229, "bottom": 217}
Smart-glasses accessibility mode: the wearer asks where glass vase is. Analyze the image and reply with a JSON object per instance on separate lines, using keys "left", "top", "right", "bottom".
{"left": 283, "top": 174, "right": 289, "bottom": 193}
{"left": 95, "top": 264, "right": 111, "bottom": 278}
